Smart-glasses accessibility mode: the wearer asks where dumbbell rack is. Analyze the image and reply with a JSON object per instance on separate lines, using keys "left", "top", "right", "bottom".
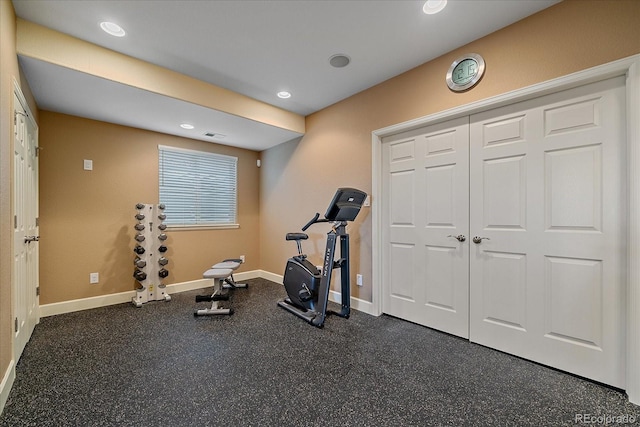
{"left": 132, "top": 203, "right": 171, "bottom": 307}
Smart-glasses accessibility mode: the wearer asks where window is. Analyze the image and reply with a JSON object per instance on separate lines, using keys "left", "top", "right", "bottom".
{"left": 158, "top": 145, "right": 237, "bottom": 228}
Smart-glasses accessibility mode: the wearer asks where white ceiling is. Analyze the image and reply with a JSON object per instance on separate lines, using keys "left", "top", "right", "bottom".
{"left": 12, "top": 0, "right": 559, "bottom": 151}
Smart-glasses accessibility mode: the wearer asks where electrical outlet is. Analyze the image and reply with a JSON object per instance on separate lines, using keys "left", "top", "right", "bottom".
{"left": 240, "top": 255, "right": 245, "bottom": 263}
{"left": 90, "top": 272, "right": 99, "bottom": 284}
{"left": 356, "top": 274, "right": 363, "bottom": 286}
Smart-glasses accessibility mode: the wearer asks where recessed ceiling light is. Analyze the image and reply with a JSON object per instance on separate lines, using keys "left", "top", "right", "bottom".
{"left": 100, "top": 21, "right": 126, "bottom": 37}
{"left": 180, "top": 123, "right": 194, "bottom": 129}
{"left": 329, "top": 54, "right": 351, "bottom": 68}
{"left": 423, "top": 0, "right": 447, "bottom": 15}
{"left": 277, "top": 91, "right": 292, "bottom": 99}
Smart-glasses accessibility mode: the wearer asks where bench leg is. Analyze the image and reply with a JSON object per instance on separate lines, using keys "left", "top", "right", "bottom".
{"left": 194, "top": 276, "right": 234, "bottom": 316}
{"left": 223, "top": 273, "right": 248, "bottom": 289}
{"left": 194, "top": 305, "right": 233, "bottom": 316}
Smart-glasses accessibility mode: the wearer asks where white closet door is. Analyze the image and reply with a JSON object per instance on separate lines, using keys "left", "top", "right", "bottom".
{"left": 469, "top": 77, "right": 626, "bottom": 388}
{"left": 13, "top": 90, "right": 39, "bottom": 361}
{"left": 382, "top": 117, "right": 470, "bottom": 338}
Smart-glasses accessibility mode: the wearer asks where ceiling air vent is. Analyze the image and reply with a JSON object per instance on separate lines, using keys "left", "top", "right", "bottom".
{"left": 204, "top": 132, "right": 226, "bottom": 139}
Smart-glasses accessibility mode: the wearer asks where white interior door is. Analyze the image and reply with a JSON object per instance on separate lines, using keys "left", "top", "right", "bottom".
{"left": 468, "top": 76, "right": 626, "bottom": 388}
{"left": 13, "top": 89, "right": 39, "bottom": 361}
{"left": 381, "top": 117, "right": 470, "bottom": 338}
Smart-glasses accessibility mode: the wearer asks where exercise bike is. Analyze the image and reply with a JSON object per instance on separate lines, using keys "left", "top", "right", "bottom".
{"left": 277, "top": 187, "right": 367, "bottom": 328}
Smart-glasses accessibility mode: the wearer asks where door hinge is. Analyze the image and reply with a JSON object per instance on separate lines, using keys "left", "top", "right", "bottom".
{"left": 36, "top": 217, "right": 39, "bottom": 227}
{"left": 14, "top": 317, "right": 18, "bottom": 333}
{"left": 36, "top": 286, "right": 40, "bottom": 297}
{"left": 14, "top": 215, "right": 17, "bottom": 229}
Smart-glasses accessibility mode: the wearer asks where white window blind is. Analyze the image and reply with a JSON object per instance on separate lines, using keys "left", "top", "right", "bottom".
{"left": 159, "top": 145, "right": 237, "bottom": 227}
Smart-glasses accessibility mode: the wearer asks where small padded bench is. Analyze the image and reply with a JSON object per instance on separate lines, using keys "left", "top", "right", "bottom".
{"left": 194, "top": 268, "right": 234, "bottom": 316}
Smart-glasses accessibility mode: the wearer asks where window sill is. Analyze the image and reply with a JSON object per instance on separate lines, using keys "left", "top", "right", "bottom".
{"left": 166, "top": 224, "right": 240, "bottom": 231}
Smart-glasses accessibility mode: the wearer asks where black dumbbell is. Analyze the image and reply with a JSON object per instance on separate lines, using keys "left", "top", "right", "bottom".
{"left": 158, "top": 233, "right": 167, "bottom": 241}
{"left": 158, "top": 269, "right": 169, "bottom": 278}
{"left": 135, "top": 213, "right": 145, "bottom": 221}
{"left": 134, "top": 257, "right": 147, "bottom": 268}
{"left": 158, "top": 214, "right": 167, "bottom": 221}
{"left": 135, "top": 234, "right": 145, "bottom": 242}
{"left": 133, "top": 270, "right": 147, "bottom": 281}
{"left": 158, "top": 245, "right": 167, "bottom": 253}
{"left": 134, "top": 223, "right": 145, "bottom": 231}
{"left": 133, "top": 245, "right": 145, "bottom": 255}
{"left": 158, "top": 257, "right": 168, "bottom": 266}
{"left": 158, "top": 224, "right": 167, "bottom": 231}
{"left": 135, "top": 203, "right": 145, "bottom": 210}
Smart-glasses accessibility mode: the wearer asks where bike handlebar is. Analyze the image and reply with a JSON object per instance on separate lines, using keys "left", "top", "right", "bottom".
{"left": 302, "top": 213, "right": 320, "bottom": 231}
{"left": 301, "top": 213, "right": 330, "bottom": 231}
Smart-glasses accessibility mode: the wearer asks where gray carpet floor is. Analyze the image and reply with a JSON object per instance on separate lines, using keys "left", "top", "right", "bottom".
{"left": 1, "top": 278, "right": 638, "bottom": 426}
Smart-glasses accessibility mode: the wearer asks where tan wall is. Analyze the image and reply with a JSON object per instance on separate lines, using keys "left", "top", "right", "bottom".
{"left": 38, "top": 112, "right": 260, "bottom": 305}
{"left": 259, "top": 0, "right": 640, "bottom": 301}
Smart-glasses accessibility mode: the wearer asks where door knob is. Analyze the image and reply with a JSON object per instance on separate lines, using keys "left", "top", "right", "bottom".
{"left": 447, "top": 234, "right": 466, "bottom": 242}
{"left": 472, "top": 236, "right": 490, "bottom": 244}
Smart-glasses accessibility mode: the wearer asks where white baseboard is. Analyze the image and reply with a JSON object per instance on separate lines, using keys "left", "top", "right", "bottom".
{"left": 259, "top": 270, "right": 284, "bottom": 284}
{"left": 37, "top": 269, "right": 377, "bottom": 318}
{"left": 39, "top": 270, "right": 263, "bottom": 317}
{"left": 40, "top": 290, "right": 136, "bottom": 317}
{"left": 0, "top": 360, "right": 15, "bottom": 416}
{"left": 328, "top": 290, "right": 376, "bottom": 316}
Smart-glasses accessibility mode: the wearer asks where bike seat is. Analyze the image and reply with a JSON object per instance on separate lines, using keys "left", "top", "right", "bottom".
{"left": 286, "top": 233, "right": 309, "bottom": 241}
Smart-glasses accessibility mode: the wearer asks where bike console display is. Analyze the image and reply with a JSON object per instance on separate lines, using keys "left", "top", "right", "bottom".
{"left": 324, "top": 188, "right": 367, "bottom": 222}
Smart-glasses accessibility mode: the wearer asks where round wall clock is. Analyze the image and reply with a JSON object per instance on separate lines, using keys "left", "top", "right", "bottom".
{"left": 446, "top": 53, "right": 485, "bottom": 92}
